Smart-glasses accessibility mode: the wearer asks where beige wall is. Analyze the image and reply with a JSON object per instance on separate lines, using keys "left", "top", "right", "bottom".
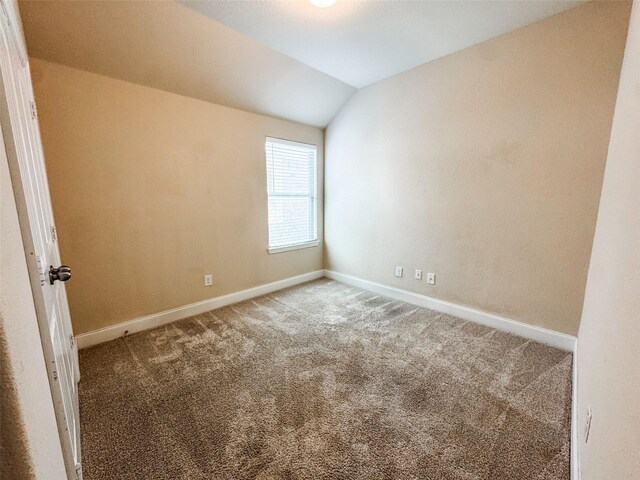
{"left": 576, "top": 1, "right": 640, "bottom": 478}
{"left": 30, "top": 59, "right": 324, "bottom": 335}
{"left": 324, "top": 1, "right": 630, "bottom": 336}
{"left": 0, "top": 124, "right": 66, "bottom": 479}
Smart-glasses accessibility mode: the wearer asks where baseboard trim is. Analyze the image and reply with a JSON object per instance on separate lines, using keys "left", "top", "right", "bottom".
{"left": 324, "top": 270, "right": 577, "bottom": 352}
{"left": 76, "top": 270, "right": 324, "bottom": 349}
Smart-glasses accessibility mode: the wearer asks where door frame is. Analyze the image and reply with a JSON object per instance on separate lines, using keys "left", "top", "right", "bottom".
{"left": 0, "top": 1, "right": 79, "bottom": 478}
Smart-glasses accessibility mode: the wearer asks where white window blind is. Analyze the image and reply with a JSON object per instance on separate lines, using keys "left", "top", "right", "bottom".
{"left": 265, "top": 137, "right": 318, "bottom": 252}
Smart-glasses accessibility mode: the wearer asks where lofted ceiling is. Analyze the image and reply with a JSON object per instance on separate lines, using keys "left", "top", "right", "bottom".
{"left": 181, "top": 0, "right": 585, "bottom": 88}
{"left": 20, "top": 0, "right": 584, "bottom": 127}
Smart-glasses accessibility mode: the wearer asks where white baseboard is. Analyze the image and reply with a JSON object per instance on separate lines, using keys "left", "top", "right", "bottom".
{"left": 324, "top": 269, "right": 577, "bottom": 352}
{"left": 79, "top": 267, "right": 577, "bottom": 351}
{"left": 76, "top": 270, "right": 324, "bottom": 349}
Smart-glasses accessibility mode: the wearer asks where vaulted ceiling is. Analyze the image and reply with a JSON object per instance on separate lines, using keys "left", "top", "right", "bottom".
{"left": 19, "top": 0, "right": 584, "bottom": 127}
{"left": 181, "top": 0, "right": 584, "bottom": 88}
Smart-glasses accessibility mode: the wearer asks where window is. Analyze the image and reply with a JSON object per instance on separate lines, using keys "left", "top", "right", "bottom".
{"left": 265, "top": 137, "right": 318, "bottom": 253}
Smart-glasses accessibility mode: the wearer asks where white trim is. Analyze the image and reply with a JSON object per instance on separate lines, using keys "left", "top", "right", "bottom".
{"left": 571, "top": 341, "right": 580, "bottom": 480}
{"left": 265, "top": 136, "right": 317, "bottom": 149}
{"left": 76, "top": 270, "right": 324, "bottom": 349}
{"left": 324, "top": 270, "right": 577, "bottom": 352}
{"left": 268, "top": 241, "right": 319, "bottom": 254}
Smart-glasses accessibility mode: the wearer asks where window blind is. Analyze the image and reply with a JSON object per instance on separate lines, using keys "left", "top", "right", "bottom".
{"left": 265, "top": 137, "right": 317, "bottom": 251}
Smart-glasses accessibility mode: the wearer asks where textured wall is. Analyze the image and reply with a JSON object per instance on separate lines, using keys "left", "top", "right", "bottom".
{"left": 31, "top": 59, "right": 324, "bottom": 334}
{"left": 324, "top": 1, "right": 630, "bottom": 335}
{"left": 0, "top": 333, "right": 35, "bottom": 480}
{"left": 576, "top": 1, "right": 640, "bottom": 478}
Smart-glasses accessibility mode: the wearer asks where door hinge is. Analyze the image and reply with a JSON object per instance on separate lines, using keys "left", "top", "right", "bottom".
{"left": 35, "top": 254, "right": 46, "bottom": 286}
{"left": 30, "top": 100, "right": 37, "bottom": 119}
{"left": 51, "top": 225, "right": 57, "bottom": 241}
{"left": 69, "top": 334, "right": 75, "bottom": 349}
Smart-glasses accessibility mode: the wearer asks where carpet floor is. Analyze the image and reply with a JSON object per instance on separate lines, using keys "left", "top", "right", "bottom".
{"left": 79, "top": 279, "right": 572, "bottom": 480}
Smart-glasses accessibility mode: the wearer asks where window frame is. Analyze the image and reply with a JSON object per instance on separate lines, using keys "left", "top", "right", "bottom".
{"left": 265, "top": 136, "right": 319, "bottom": 255}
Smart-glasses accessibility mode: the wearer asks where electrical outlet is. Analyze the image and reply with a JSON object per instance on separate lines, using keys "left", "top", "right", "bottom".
{"left": 204, "top": 274, "right": 213, "bottom": 286}
{"left": 415, "top": 269, "right": 423, "bottom": 280}
{"left": 395, "top": 266, "right": 403, "bottom": 278}
{"left": 427, "top": 272, "right": 436, "bottom": 285}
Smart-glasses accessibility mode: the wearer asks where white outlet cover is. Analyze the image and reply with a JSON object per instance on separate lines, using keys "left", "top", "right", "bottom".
{"left": 415, "top": 269, "right": 422, "bottom": 280}
{"left": 395, "top": 266, "right": 403, "bottom": 278}
{"left": 204, "top": 274, "right": 213, "bottom": 286}
{"left": 427, "top": 273, "right": 436, "bottom": 285}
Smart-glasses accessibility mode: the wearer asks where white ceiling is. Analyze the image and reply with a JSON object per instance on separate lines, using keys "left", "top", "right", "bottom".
{"left": 181, "top": 0, "right": 584, "bottom": 88}
{"left": 20, "top": 1, "right": 584, "bottom": 127}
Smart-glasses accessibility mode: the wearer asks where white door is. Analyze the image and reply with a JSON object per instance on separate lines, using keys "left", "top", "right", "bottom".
{"left": 0, "top": 1, "right": 82, "bottom": 478}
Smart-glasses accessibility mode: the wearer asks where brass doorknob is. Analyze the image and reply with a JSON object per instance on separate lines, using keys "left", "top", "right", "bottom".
{"left": 49, "top": 265, "right": 71, "bottom": 285}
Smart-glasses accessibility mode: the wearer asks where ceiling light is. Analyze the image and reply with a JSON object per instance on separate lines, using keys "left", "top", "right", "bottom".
{"left": 308, "top": 0, "right": 337, "bottom": 8}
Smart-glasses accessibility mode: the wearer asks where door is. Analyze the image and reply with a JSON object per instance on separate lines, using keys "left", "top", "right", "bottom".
{"left": 0, "top": 1, "right": 82, "bottom": 479}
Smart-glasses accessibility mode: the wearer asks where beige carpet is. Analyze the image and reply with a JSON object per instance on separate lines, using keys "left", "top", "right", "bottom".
{"left": 79, "top": 279, "right": 572, "bottom": 479}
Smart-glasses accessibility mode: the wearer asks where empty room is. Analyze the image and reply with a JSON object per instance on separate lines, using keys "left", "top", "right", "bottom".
{"left": 1, "top": 0, "right": 638, "bottom": 479}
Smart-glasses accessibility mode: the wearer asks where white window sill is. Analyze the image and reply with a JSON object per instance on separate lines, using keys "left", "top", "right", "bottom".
{"left": 267, "top": 241, "right": 319, "bottom": 255}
